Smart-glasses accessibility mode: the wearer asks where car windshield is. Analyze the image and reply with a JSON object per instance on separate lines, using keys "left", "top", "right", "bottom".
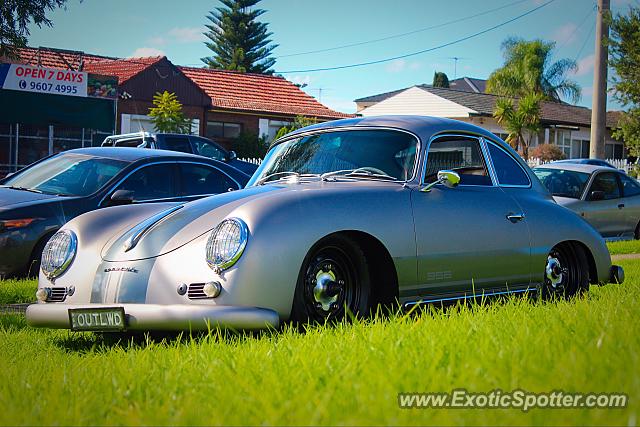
{"left": 247, "top": 129, "right": 418, "bottom": 186}
{"left": 533, "top": 168, "right": 591, "bottom": 199}
{"left": 3, "top": 153, "right": 129, "bottom": 197}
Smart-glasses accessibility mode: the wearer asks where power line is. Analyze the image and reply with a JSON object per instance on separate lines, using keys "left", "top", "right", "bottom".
{"left": 557, "top": 4, "right": 596, "bottom": 51}
{"left": 276, "top": 0, "right": 557, "bottom": 74}
{"left": 575, "top": 19, "right": 596, "bottom": 61}
{"left": 275, "top": 0, "right": 531, "bottom": 59}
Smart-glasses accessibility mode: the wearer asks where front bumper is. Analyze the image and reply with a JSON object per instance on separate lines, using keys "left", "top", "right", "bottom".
{"left": 26, "top": 303, "right": 280, "bottom": 331}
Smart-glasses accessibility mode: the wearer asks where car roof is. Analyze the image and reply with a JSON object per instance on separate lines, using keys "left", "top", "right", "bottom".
{"left": 534, "top": 162, "right": 614, "bottom": 174}
{"left": 62, "top": 147, "right": 213, "bottom": 162}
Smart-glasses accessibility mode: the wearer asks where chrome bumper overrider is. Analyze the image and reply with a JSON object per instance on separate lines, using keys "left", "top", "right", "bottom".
{"left": 26, "top": 303, "right": 280, "bottom": 331}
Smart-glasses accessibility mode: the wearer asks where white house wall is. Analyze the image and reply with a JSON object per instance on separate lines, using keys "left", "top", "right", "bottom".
{"left": 359, "top": 86, "right": 476, "bottom": 118}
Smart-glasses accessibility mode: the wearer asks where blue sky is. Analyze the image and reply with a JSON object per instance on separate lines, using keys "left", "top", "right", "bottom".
{"left": 27, "top": 0, "right": 638, "bottom": 113}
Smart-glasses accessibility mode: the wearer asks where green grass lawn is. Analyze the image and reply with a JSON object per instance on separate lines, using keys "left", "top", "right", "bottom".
{"left": 0, "top": 278, "right": 37, "bottom": 305}
{"left": 607, "top": 239, "right": 640, "bottom": 255}
{"left": 0, "top": 259, "right": 639, "bottom": 425}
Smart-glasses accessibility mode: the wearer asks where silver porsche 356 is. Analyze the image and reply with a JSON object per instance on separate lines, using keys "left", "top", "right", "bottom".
{"left": 26, "top": 116, "right": 624, "bottom": 332}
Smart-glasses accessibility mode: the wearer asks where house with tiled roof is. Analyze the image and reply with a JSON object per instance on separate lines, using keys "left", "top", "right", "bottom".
{"left": 354, "top": 82, "right": 625, "bottom": 160}
{"left": 0, "top": 46, "right": 350, "bottom": 173}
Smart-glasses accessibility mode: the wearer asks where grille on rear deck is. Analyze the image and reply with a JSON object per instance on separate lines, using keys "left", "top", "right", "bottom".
{"left": 47, "top": 287, "right": 67, "bottom": 302}
{"left": 187, "top": 283, "right": 207, "bottom": 299}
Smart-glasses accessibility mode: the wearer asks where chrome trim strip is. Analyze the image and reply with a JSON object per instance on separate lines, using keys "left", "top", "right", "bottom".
{"left": 122, "top": 204, "right": 183, "bottom": 252}
{"left": 403, "top": 287, "right": 533, "bottom": 308}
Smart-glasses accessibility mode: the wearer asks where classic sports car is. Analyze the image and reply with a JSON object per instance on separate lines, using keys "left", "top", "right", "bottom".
{"left": 534, "top": 163, "right": 640, "bottom": 239}
{"left": 26, "top": 116, "right": 624, "bottom": 332}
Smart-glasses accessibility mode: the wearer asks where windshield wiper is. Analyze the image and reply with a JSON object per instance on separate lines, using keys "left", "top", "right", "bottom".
{"left": 321, "top": 168, "right": 397, "bottom": 181}
{"left": 255, "top": 172, "right": 320, "bottom": 186}
{"left": 5, "top": 186, "right": 44, "bottom": 194}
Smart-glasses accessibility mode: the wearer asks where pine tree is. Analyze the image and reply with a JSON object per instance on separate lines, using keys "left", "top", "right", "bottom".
{"left": 201, "top": 0, "right": 278, "bottom": 74}
{"left": 432, "top": 71, "right": 450, "bottom": 88}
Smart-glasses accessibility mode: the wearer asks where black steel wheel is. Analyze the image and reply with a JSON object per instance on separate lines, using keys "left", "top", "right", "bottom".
{"left": 542, "top": 242, "right": 589, "bottom": 299}
{"left": 291, "top": 235, "right": 371, "bottom": 323}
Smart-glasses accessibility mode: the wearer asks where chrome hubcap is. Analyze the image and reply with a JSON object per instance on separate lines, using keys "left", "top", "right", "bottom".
{"left": 546, "top": 256, "right": 565, "bottom": 289}
{"left": 312, "top": 267, "right": 343, "bottom": 311}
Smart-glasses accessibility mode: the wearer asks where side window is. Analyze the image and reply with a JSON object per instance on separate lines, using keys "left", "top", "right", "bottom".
{"left": 179, "top": 163, "right": 238, "bottom": 196}
{"left": 162, "top": 136, "right": 192, "bottom": 154}
{"left": 117, "top": 164, "right": 176, "bottom": 201}
{"left": 190, "top": 137, "right": 226, "bottom": 161}
{"left": 487, "top": 142, "right": 530, "bottom": 186}
{"left": 620, "top": 174, "right": 640, "bottom": 197}
{"left": 589, "top": 172, "right": 621, "bottom": 200}
{"left": 424, "top": 136, "right": 491, "bottom": 186}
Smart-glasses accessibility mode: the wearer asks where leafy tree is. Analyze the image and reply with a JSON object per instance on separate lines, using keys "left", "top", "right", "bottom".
{"left": 493, "top": 93, "right": 543, "bottom": 160}
{"left": 274, "top": 115, "right": 318, "bottom": 140}
{"left": 432, "top": 71, "right": 450, "bottom": 88}
{"left": 487, "top": 37, "right": 581, "bottom": 103}
{"left": 0, "top": 0, "right": 69, "bottom": 59}
{"left": 148, "top": 91, "right": 192, "bottom": 134}
{"left": 201, "top": 0, "right": 277, "bottom": 74}
{"left": 608, "top": 6, "right": 640, "bottom": 156}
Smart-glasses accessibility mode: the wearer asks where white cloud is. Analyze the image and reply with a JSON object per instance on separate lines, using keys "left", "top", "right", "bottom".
{"left": 573, "top": 54, "right": 595, "bottom": 77}
{"left": 129, "top": 47, "right": 166, "bottom": 58}
{"left": 385, "top": 59, "right": 421, "bottom": 73}
{"left": 552, "top": 23, "right": 578, "bottom": 45}
{"left": 168, "top": 27, "right": 207, "bottom": 43}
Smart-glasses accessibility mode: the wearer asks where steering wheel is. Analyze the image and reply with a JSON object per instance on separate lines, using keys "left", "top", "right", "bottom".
{"left": 353, "top": 166, "right": 387, "bottom": 175}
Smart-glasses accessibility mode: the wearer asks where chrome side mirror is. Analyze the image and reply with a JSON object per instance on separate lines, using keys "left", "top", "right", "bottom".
{"left": 421, "top": 170, "right": 461, "bottom": 192}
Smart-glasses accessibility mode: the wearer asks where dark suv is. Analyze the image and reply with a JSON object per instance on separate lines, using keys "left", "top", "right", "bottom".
{"left": 101, "top": 132, "right": 258, "bottom": 176}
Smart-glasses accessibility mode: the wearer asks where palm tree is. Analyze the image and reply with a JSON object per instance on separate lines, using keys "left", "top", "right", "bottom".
{"left": 487, "top": 38, "right": 581, "bottom": 104}
{"left": 493, "top": 93, "right": 543, "bottom": 160}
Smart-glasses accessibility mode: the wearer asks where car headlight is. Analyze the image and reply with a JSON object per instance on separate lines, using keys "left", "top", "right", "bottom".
{"left": 41, "top": 230, "right": 77, "bottom": 279}
{"left": 206, "top": 218, "right": 248, "bottom": 272}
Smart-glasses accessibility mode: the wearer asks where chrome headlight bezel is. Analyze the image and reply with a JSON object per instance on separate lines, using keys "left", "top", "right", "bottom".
{"left": 205, "top": 218, "right": 248, "bottom": 272}
{"left": 41, "top": 230, "right": 77, "bottom": 280}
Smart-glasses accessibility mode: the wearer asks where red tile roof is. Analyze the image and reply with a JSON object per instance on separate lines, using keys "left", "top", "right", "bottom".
{"left": 84, "top": 56, "right": 164, "bottom": 83}
{"left": 8, "top": 46, "right": 352, "bottom": 119}
{"left": 180, "top": 66, "right": 352, "bottom": 119}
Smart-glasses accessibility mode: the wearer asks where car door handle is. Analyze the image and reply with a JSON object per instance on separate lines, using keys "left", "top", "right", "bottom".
{"left": 618, "top": 203, "right": 625, "bottom": 209}
{"left": 506, "top": 213, "right": 525, "bottom": 223}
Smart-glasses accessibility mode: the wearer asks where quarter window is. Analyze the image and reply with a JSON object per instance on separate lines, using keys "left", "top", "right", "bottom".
{"left": 179, "top": 164, "right": 238, "bottom": 195}
{"left": 487, "top": 142, "right": 530, "bottom": 186}
{"left": 425, "top": 136, "right": 491, "bottom": 186}
{"left": 117, "top": 164, "right": 176, "bottom": 201}
{"left": 620, "top": 174, "right": 640, "bottom": 197}
{"left": 589, "top": 172, "right": 621, "bottom": 200}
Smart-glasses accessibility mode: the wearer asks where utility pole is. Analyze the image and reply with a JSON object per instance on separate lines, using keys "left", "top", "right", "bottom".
{"left": 590, "top": 0, "right": 610, "bottom": 159}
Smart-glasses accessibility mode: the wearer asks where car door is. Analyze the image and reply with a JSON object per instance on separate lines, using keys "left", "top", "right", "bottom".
{"left": 582, "top": 171, "right": 626, "bottom": 237}
{"left": 109, "top": 163, "right": 182, "bottom": 204}
{"left": 410, "top": 135, "right": 530, "bottom": 298}
{"left": 177, "top": 162, "right": 240, "bottom": 202}
{"left": 618, "top": 173, "right": 640, "bottom": 237}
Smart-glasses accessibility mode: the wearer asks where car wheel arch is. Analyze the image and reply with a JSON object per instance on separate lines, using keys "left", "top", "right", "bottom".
{"left": 298, "top": 230, "right": 399, "bottom": 311}
{"left": 548, "top": 239, "right": 599, "bottom": 285}
{"left": 27, "top": 229, "right": 58, "bottom": 276}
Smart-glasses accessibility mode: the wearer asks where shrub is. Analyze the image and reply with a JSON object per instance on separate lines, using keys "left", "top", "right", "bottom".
{"left": 232, "top": 131, "right": 268, "bottom": 159}
{"left": 530, "top": 144, "right": 566, "bottom": 162}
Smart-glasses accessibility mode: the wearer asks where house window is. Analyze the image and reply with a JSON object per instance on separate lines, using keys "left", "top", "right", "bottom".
{"left": 556, "top": 130, "right": 572, "bottom": 158}
{"left": 206, "top": 121, "right": 242, "bottom": 139}
{"left": 605, "top": 143, "right": 624, "bottom": 160}
{"left": 571, "top": 139, "right": 590, "bottom": 158}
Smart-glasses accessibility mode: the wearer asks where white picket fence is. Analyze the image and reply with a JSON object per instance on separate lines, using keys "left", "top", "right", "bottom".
{"left": 527, "top": 157, "right": 630, "bottom": 173}
{"left": 238, "top": 157, "right": 263, "bottom": 165}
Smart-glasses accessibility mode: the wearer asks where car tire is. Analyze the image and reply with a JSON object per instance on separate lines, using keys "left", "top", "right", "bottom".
{"left": 634, "top": 221, "right": 640, "bottom": 240}
{"left": 291, "top": 234, "right": 371, "bottom": 324}
{"left": 542, "top": 242, "right": 590, "bottom": 299}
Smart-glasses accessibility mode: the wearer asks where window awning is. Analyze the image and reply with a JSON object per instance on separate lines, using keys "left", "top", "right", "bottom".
{"left": 0, "top": 89, "right": 115, "bottom": 132}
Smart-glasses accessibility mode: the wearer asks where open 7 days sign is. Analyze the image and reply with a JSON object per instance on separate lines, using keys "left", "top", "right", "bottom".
{"left": 0, "top": 63, "right": 118, "bottom": 99}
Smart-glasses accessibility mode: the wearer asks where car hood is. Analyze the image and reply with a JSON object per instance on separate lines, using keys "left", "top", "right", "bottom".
{"left": 0, "top": 187, "right": 60, "bottom": 210}
{"left": 101, "top": 179, "right": 402, "bottom": 261}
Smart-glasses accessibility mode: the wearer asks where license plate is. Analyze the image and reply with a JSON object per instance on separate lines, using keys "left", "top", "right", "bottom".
{"left": 69, "top": 307, "right": 126, "bottom": 331}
